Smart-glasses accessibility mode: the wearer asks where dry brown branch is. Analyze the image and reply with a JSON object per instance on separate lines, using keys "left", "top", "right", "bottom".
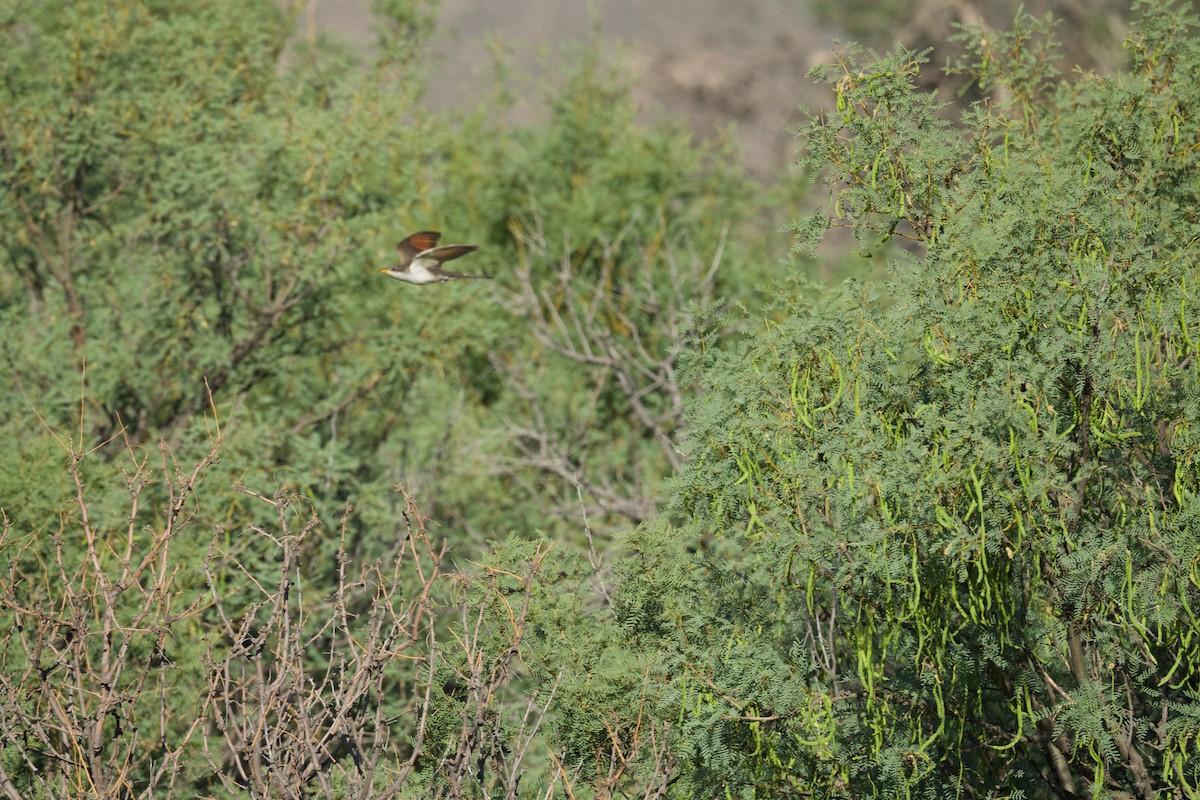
{"left": 0, "top": 401, "right": 580, "bottom": 798}
{"left": 495, "top": 207, "right": 727, "bottom": 530}
{"left": 583, "top": 671, "right": 676, "bottom": 800}
{"left": 196, "top": 486, "right": 451, "bottom": 799}
{"left": 431, "top": 541, "right": 553, "bottom": 800}
{"left": 0, "top": 402, "right": 223, "bottom": 799}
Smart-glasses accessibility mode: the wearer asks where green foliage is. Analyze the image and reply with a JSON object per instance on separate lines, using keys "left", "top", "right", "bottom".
{"left": 809, "top": 0, "right": 1127, "bottom": 85}
{"left": 947, "top": 9, "right": 1062, "bottom": 126}
{"left": 0, "top": 0, "right": 763, "bottom": 547}
{"left": 0, "top": 0, "right": 770, "bottom": 794}
{"left": 417, "top": 42, "right": 773, "bottom": 537}
{"left": 4, "top": 0, "right": 1198, "bottom": 797}
{"left": 617, "top": 1, "right": 1200, "bottom": 797}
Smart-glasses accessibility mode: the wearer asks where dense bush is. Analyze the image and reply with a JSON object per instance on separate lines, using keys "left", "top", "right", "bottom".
{"left": 0, "top": 1, "right": 763, "bottom": 795}
{"left": 617, "top": 2, "right": 1200, "bottom": 797}
{"left": 2, "top": 0, "right": 1197, "bottom": 798}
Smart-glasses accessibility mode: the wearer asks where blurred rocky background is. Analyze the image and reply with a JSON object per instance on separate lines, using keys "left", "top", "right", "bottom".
{"left": 303, "top": 0, "right": 1130, "bottom": 177}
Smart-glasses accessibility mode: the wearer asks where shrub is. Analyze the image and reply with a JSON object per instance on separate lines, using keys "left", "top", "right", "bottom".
{"left": 620, "top": 2, "right": 1200, "bottom": 797}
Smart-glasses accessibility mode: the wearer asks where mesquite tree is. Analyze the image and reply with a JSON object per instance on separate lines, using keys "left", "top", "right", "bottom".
{"left": 615, "top": 2, "right": 1200, "bottom": 797}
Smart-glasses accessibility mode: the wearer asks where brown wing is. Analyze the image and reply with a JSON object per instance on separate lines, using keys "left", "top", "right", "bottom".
{"left": 396, "top": 231, "right": 442, "bottom": 265}
{"left": 427, "top": 244, "right": 478, "bottom": 264}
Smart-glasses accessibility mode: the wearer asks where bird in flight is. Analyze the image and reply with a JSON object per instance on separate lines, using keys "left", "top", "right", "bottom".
{"left": 378, "top": 231, "right": 490, "bottom": 284}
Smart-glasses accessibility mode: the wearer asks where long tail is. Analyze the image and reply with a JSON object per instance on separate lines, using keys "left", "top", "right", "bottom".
{"left": 441, "top": 270, "right": 493, "bottom": 280}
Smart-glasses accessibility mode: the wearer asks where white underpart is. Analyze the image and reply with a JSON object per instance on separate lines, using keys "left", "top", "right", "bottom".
{"left": 402, "top": 256, "right": 445, "bottom": 284}
{"left": 382, "top": 254, "right": 448, "bottom": 284}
